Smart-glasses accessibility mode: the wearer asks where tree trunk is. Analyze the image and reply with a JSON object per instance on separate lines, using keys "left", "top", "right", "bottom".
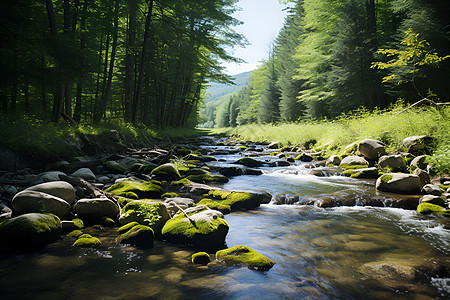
{"left": 125, "top": 0, "right": 137, "bottom": 122}
{"left": 131, "top": 0, "right": 154, "bottom": 126}
{"left": 94, "top": 0, "right": 120, "bottom": 125}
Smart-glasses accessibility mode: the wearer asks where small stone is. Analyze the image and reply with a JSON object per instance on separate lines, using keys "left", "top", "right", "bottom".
{"left": 422, "top": 184, "right": 444, "bottom": 196}
{"left": 192, "top": 252, "right": 211, "bottom": 265}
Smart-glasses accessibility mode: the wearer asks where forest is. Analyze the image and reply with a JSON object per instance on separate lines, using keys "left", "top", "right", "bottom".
{"left": 0, "top": 0, "right": 244, "bottom": 128}
{"left": 210, "top": 0, "right": 450, "bottom": 128}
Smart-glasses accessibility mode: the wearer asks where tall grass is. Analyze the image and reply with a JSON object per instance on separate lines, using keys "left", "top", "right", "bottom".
{"left": 213, "top": 102, "right": 450, "bottom": 174}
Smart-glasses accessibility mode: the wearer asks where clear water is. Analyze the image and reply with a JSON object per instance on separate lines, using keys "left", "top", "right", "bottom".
{"left": 1, "top": 142, "right": 449, "bottom": 299}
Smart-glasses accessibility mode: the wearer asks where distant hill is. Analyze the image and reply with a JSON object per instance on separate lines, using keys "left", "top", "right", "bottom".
{"left": 204, "top": 71, "right": 251, "bottom": 103}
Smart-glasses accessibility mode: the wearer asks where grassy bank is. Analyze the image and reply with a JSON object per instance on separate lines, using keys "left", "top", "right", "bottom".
{"left": 212, "top": 103, "right": 450, "bottom": 175}
{"left": 0, "top": 113, "right": 209, "bottom": 164}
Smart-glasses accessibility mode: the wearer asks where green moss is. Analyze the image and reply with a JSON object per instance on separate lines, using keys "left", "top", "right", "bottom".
{"left": 339, "top": 163, "right": 369, "bottom": 170}
{"left": 223, "top": 192, "right": 262, "bottom": 210}
{"left": 343, "top": 168, "right": 379, "bottom": 179}
{"left": 192, "top": 252, "right": 211, "bottom": 265}
{"left": 379, "top": 174, "right": 394, "bottom": 183}
{"left": 215, "top": 245, "right": 275, "bottom": 271}
{"left": 162, "top": 192, "right": 179, "bottom": 198}
{"left": 237, "top": 145, "right": 249, "bottom": 150}
{"left": 120, "top": 201, "right": 169, "bottom": 235}
{"left": 438, "top": 185, "right": 449, "bottom": 191}
{"left": 187, "top": 173, "right": 229, "bottom": 184}
{"left": 169, "top": 178, "right": 192, "bottom": 187}
{"left": 117, "top": 197, "right": 135, "bottom": 207}
{"left": 270, "top": 152, "right": 280, "bottom": 156}
{"left": 72, "top": 218, "right": 84, "bottom": 229}
{"left": 150, "top": 163, "right": 181, "bottom": 180}
{"left": 72, "top": 235, "right": 101, "bottom": 247}
{"left": 171, "top": 160, "right": 196, "bottom": 174}
{"left": 105, "top": 180, "right": 163, "bottom": 199}
{"left": 66, "top": 229, "right": 83, "bottom": 239}
{"left": 92, "top": 225, "right": 104, "bottom": 229}
{"left": 116, "top": 224, "right": 154, "bottom": 247}
{"left": 101, "top": 216, "right": 115, "bottom": 227}
{"left": 138, "top": 164, "right": 156, "bottom": 174}
{"left": 206, "top": 190, "right": 232, "bottom": 200}
{"left": 117, "top": 221, "right": 141, "bottom": 234}
{"left": 198, "top": 199, "right": 231, "bottom": 214}
{"left": 436, "top": 210, "right": 450, "bottom": 217}
{"left": 417, "top": 202, "right": 445, "bottom": 215}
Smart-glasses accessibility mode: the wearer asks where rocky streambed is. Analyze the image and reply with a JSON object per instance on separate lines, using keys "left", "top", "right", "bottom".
{"left": 0, "top": 134, "right": 449, "bottom": 299}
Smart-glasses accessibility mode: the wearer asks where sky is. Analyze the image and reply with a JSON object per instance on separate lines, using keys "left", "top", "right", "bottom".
{"left": 222, "top": 0, "right": 291, "bottom": 75}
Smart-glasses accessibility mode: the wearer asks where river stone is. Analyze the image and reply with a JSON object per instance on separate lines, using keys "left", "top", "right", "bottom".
{"left": 39, "top": 171, "right": 67, "bottom": 182}
{"left": 150, "top": 163, "right": 181, "bottom": 181}
{"left": 12, "top": 190, "right": 71, "bottom": 218}
{"left": 180, "top": 182, "right": 220, "bottom": 197}
{"left": 71, "top": 168, "right": 96, "bottom": 181}
{"left": 74, "top": 198, "right": 120, "bottom": 219}
{"left": 343, "top": 167, "right": 378, "bottom": 179}
{"left": 378, "top": 155, "right": 406, "bottom": 173}
{"left": 216, "top": 245, "right": 275, "bottom": 271}
{"left": 219, "top": 167, "right": 244, "bottom": 177}
{"left": 267, "top": 141, "right": 281, "bottom": 149}
{"left": 161, "top": 206, "right": 229, "bottom": 250}
{"left": 233, "top": 157, "right": 263, "bottom": 168}
{"left": 339, "top": 156, "right": 369, "bottom": 167}
{"left": 163, "top": 197, "right": 195, "bottom": 218}
{"left": 410, "top": 155, "right": 429, "bottom": 172}
{"left": 119, "top": 201, "right": 170, "bottom": 235}
{"left": 419, "top": 195, "right": 446, "bottom": 207}
{"left": 116, "top": 224, "right": 154, "bottom": 247}
{"left": 0, "top": 203, "right": 12, "bottom": 222}
{"left": 376, "top": 173, "right": 422, "bottom": 194}
{"left": 0, "top": 213, "right": 62, "bottom": 250}
{"left": 422, "top": 184, "right": 444, "bottom": 196}
{"left": 326, "top": 155, "right": 341, "bottom": 166}
{"left": 192, "top": 252, "right": 211, "bottom": 265}
{"left": 358, "top": 139, "right": 386, "bottom": 160}
{"left": 26, "top": 181, "right": 76, "bottom": 205}
{"left": 413, "top": 168, "right": 430, "bottom": 188}
{"left": 402, "top": 135, "right": 434, "bottom": 155}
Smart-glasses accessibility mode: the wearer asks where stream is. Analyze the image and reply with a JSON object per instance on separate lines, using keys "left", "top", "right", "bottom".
{"left": 0, "top": 137, "right": 449, "bottom": 299}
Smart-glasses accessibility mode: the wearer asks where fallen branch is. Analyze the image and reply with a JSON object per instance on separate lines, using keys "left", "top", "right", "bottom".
{"left": 392, "top": 98, "right": 450, "bottom": 117}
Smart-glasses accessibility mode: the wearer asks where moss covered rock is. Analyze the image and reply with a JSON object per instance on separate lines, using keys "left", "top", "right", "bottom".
{"left": 376, "top": 173, "right": 422, "bottom": 194}
{"left": 106, "top": 179, "right": 163, "bottom": 199}
{"left": 216, "top": 245, "right": 275, "bottom": 271}
{"left": 150, "top": 163, "right": 181, "bottom": 181}
{"left": 198, "top": 198, "right": 231, "bottom": 214}
{"left": 233, "top": 157, "right": 263, "bottom": 168}
{"left": 417, "top": 202, "right": 445, "bottom": 215}
{"left": 163, "top": 197, "right": 195, "bottom": 218}
{"left": 119, "top": 201, "right": 170, "bottom": 235}
{"left": 0, "top": 213, "right": 62, "bottom": 251}
{"left": 66, "top": 229, "right": 84, "bottom": 239}
{"left": 72, "top": 234, "right": 101, "bottom": 247}
{"left": 339, "top": 156, "right": 369, "bottom": 169}
{"left": 187, "top": 173, "right": 229, "bottom": 184}
{"left": 116, "top": 224, "right": 154, "bottom": 247}
{"left": 192, "top": 252, "right": 211, "bottom": 265}
{"left": 206, "top": 190, "right": 271, "bottom": 211}
{"left": 343, "top": 167, "right": 379, "bottom": 179}
{"left": 419, "top": 195, "right": 446, "bottom": 207}
{"left": 161, "top": 206, "right": 229, "bottom": 250}
{"left": 117, "top": 221, "right": 140, "bottom": 234}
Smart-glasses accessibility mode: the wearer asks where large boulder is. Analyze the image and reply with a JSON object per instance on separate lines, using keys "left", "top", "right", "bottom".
{"left": 339, "top": 156, "right": 369, "bottom": 168}
{"left": 378, "top": 155, "right": 406, "bottom": 173}
{"left": 0, "top": 213, "right": 62, "bottom": 250}
{"left": 74, "top": 198, "right": 120, "bottom": 220}
{"left": 161, "top": 205, "right": 229, "bottom": 250}
{"left": 376, "top": 173, "right": 422, "bottom": 194}
{"left": 358, "top": 139, "right": 386, "bottom": 160}
{"left": 119, "top": 201, "right": 170, "bottom": 235}
{"left": 105, "top": 179, "right": 163, "bottom": 199}
{"left": 403, "top": 135, "right": 434, "bottom": 155}
{"left": 12, "top": 190, "right": 71, "bottom": 218}
{"left": 26, "top": 181, "right": 76, "bottom": 205}
{"left": 216, "top": 245, "right": 275, "bottom": 271}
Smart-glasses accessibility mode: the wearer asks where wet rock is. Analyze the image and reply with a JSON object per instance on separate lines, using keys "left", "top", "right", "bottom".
{"left": 12, "top": 190, "right": 71, "bottom": 218}
{"left": 150, "top": 163, "right": 181, "bottom": 181}
{"left": 413, "top": 168, "right": 431, "bottom": 188}
{"left": 186, "top": 173, "right": 229, "bottom": 184}
{"left": 417, "top": 202, "right": 448, "bottom": 216}
{"left": 310, "top": 167, "right": 343, "bottom": 177}
{"left": 233, "top": 157, "right": 263, "bottom": 168}
{"left": 161, "top": 206, "right": 229, "bottom": 250}
{"left": 326, "top": 155, "right": 341, "bottom": 166}
{"left": 268, "top": 160, "right": 291, "bottom": 167}
{"left": 343, "top": 167, "right": 378, "bottom": 179}
{"left": 339, "top": 156, "right": 369, "bottom": 168}
{"left": 26, "top": 181, "right": 76, "bottom": 205}
{"left": 410, "top": 155, "right": 429, "bottom": 172}
{"left": 376, "top": 173, "right": 422, "bottom": 195}
{"left": 0, "top": 185, "right": 18, "bottom": 196}
{"left": 72, "top": 233, "right": 101, "bottom": 247}
{"left": 0, "top": 213, "right": 62, "bottom": 251}
{"left": 105, "top": 178, "right": 163, "bottom": 199}
{"left": 0, "top": 203, "right": 12, "bottom": 222}
{"left": 403, "top": 135, "right": 434, "bottom": 155}
{"left": 358, "top": 139, "right": 386, "bottom": 160}
{"left": 267, "top": 141, "right": 281, "bottom": 149}
{"left": 206, "top": 190, "right": 271, "bottom": 211}
{"left": 192, "top": 252, "right": 211, "bottom": 265}
{"left": 119, "top": 201, "right": 170, "bottom": 235}
{"left": 39, "top": 171, "right": 67, "bottom": 183}
{"left": 216, "top": 245, "right": 275, "bottom": 271}
{"left": 272, "top": 194, "right": 299, "bottom": 205}
{"left": 116, "top": 224, "right": 154, "bottom": 247}
{"left": 71, "top": 168, "right": 96, "bottom": 181}
{"left": 419, "top": 195, "right": 446, "bottom": 207}
{"left": 378, "top": 155, "right": 407, "bottom": 173}
{"left": 422, "top": 184, "right": 444, "bottom": 196}
{"left": 295, "top": 153, "right": 313, "bottom": 162}
{"left": 180, "top": 182, "right": 219, "bottom": 197}
{"left": 74, "top": 198, "right": 120, "bottom": 219}
{"left": 219, "top": 167, "right": 244, "bottom": 177}
{"left": 163, "top": 197, "right": 195, "bottom": 217}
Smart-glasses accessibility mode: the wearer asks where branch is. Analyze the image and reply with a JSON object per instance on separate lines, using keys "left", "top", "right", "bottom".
{"left": 392, "top": 98, "right": 450, "bottom": 117}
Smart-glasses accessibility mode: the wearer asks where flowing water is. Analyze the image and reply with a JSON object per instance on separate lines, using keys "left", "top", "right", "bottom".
{"left": 0, "top": 138, "right": 449, "bottom": 299}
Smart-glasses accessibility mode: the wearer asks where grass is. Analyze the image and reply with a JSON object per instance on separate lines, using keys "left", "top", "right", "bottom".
{"left": 212, "top": 102, "right": 450, "bottom": 175}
